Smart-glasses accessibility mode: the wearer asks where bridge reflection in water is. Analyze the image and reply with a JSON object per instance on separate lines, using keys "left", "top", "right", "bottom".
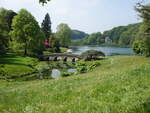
{"left": 38, "top": 53, "right": 81, "bottom": 62}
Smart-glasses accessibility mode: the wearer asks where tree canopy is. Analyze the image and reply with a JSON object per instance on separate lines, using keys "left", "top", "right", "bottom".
{"left": 71, "top": 30, "right": 88, "bottom": 40}
{"left": 10, "top": 9, "right": 46, "bottom": 55}
{"left": 133, "top": 3, "right": 150, "bottom": 56}
{"left": 39, "top": 0, "right": 51, "bottom": 4}
{"left": 56, "top": 23, "right": 72, "bottom": 47}
{"left": 71, "top": 23, "right": 140, "bottom": 46}
{"left": 0, "top": 8, "right": 16, "bottom": 54}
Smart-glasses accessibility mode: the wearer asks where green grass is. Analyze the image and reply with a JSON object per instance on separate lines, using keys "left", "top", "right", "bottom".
{"left": 0, "top": 56, "right": 150, "bottom": 113}
{"left": 0, "top": 54, "right": 38, "bottom": 80}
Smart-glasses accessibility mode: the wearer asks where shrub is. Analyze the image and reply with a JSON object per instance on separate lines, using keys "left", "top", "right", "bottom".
{"left": 61, "top": 72, "right": 74, "bottom": 77}
{"left": 0, "top": 65, "right": 8, "bottom": 79}
{"left": 75, "top": 61, "right": 101, "bottom": 74}
{"left": 81, "top": 50, "right": 105, "bottom": 61}
{"left": 35, "top": 62, "right": 51, "bottom": 79}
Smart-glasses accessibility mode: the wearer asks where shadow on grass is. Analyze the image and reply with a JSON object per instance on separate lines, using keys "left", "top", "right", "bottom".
{"left": 95, "top": 57, "right": 108, "bottom": 60}
{"left": 142, "top": 99, "right": 150, "bottom": 113}
{"left": 0, "top": 54, "right": 32, "bottom": 67}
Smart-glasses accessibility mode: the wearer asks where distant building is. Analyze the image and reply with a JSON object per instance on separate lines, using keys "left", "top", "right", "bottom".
{"left": 105, "top": 37, "right": 112, "bottom": 43}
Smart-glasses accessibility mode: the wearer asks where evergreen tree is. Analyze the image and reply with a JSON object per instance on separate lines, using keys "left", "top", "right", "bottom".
{"left": 6, "top": 11, "right": 17, "bottom": 31}
{"left": 0, "top": 8, "right": 12, "bottom": 54}
{"left": 41, "top": 13, "right": 52, "bottom": 40}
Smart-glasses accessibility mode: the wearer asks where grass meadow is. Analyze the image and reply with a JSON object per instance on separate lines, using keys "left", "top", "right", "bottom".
{"left": 0, "top": 56, "right": 150, "bottom": 113}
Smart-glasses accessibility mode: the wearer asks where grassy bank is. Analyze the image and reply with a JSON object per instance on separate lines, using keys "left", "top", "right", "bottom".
{"left": 0, "top": 54, "right": 38, "bottom": 80}
{"left": 0, "top": 56, "right": 150, "bottom": 113}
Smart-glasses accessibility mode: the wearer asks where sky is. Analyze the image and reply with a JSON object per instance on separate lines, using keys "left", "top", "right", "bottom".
{"left": 0, "top": 0, "right": 141, "bottom": 33}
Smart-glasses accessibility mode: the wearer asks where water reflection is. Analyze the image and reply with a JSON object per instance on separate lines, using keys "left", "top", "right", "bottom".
{"left": 68, "top": 69, "right": 77, "bottom": 73}
{"left": 71, "top": 46, "right": 134, "bottom": 56}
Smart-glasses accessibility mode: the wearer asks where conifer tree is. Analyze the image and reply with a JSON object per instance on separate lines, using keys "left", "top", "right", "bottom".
{"left": 41, "top": 13, "right": 52, "bottom": 40}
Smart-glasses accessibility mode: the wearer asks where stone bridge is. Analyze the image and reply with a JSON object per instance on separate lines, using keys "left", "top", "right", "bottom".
{"left": 38, "top": 53, "right": 81, "bottom": 62}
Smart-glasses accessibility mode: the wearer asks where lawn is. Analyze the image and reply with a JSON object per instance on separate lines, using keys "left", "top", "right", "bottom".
{"left": 0, "top": 56, "right": 150, "bottom": 113}
{"left": 0, "top": 54, "right": 38, "bottom": 80}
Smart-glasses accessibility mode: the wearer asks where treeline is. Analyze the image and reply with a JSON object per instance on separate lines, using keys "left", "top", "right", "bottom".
{"left": 71, "top": 30, "right": 88, "bottom": 40}
{"left": 71, "top": 32, "right": 104, "bottom": 46}
{"left": 103, "top": 23, "right": 141, "bottom": 46}
{"left": 71, "top": 23, "right": 141, "bottom": 47}
{"left": 0, "top": 8, "right": 72, "bottom": 56}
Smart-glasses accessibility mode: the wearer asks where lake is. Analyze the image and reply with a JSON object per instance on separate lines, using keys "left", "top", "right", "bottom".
{"left": 71, "top": 46, "right": 135, "bottom": 56}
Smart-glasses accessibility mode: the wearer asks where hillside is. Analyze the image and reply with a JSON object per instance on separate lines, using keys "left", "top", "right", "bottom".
{"left": 71, "top": 23, "right": 141, "bottom": 46}
{"left": 71, "top": 30, "right": 89, "bottom": 40}
{"left": 0, "top": 56, "right": 150, "bottom": 113}
{"left": 103, "top": 23, "right": 141, "bottom": 46}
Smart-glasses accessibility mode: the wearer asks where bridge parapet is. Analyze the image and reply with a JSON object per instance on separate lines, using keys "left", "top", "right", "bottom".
{"left": 38, "top": 53, "right": 81, "bottom": 62}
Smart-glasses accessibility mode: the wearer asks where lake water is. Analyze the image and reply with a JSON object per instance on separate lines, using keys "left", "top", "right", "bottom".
{"left": 71, "top": 46, "right": 134, "bottom": 56}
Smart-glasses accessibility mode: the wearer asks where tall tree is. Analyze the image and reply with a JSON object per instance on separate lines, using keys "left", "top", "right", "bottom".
{"left": 0, "top": 16, "right": 9, "bottom": 54}
{"left": 56, "top": 23, "right": 72, "bottom": 47}
{"left": 133, "top": 3, "right": 150, "bottom": 56}
{"left": 0, "top": 8, "right": 10, "bottom": 54}
{"left": 10, "top": 9, "right": 46, "bottom": 55}
{"left": 41, "top": 13, "right": 52, "bottom": 40}
{"left": 6, "top": 11, "right": 17, "bottom": 31}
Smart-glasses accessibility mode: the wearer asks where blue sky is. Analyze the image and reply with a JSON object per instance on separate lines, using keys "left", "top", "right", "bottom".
{"left": 0, "top": 0, "right": 141, "bottom": 33}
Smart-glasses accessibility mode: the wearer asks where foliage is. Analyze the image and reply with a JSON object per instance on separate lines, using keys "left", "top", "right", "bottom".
{"left": 0, "top": 8, "right": 12, "bottom": 54}
{"left": 56, "top": 23, "right": 72, "bottom": 47}
{"left": 133, "top": 40, "right": 144, "bottom": 54}
{"left": 48, "top": 62, "right": 75, "bottom": 70}
{"left": 41, "top": 13, "right": 52, "bottom": 40}
{"left": 71, "top": 32, "right": 104, "bottom": 46}
{"left": 71, "top": 30, "right": 88, "bottom": 40}
{"left": 35, "top": 62, "right": 51, "bottom": 79}
{"left": 85, "top": 32, "right": 104, "bottom": 45}
{"left": 81, "top": 50, "right": 105, "bottom": 61}
{"left": 71, "top": 23, "right": 140, "bottom": 46}
{"left": 75, "top": 61, "right": 101, "bottom": 73}
{"left": 10, "top": 9, "right": 46, "bottom": 55}
{"left": 61, "top": 72, "right": 74, "bottom": 77}
{"left": 5, "top": 10, "right": 17, "bottom": 31}
{"left": 0, "top": 64, "right": 8, "bottom": 79}
{"left": 50, "top": 34, "right": 61, "bottom": 52}
{"left": 0, "top": 8, "right": 17, "bottom": 31}
{"left": 103, "top": 23, "right": 141, "bottom": 46}
{"left": 134, "top": 3, "right": 150, "bottom": 57}
{"left": 39, "top": 0, "right": 51, "bottom": 4}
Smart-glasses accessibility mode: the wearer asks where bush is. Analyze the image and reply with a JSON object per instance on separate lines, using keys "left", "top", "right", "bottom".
{"left": 0, "top": 64, "right": 8, "bottom": 79}
{"left": 133, "top": 41, "right": 144, "bottom": 55}
{"left": 75, "top": 61, "right": 101, "bottom": 74}
{"left": 61, "top": 72, "right": 74, "bottom": 77}
{"left": 35, "top": 62, "right": 51, "bottom": 79}
{"left": 81, "top": 50, "right": 105, "bottom": 61}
